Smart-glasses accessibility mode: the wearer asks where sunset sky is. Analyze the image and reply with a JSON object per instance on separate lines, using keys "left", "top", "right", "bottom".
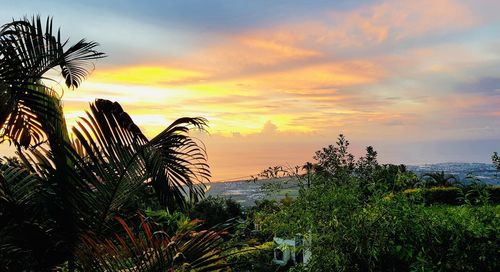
{"left": 2, "top": 0, "right": 500, "bottom": 181}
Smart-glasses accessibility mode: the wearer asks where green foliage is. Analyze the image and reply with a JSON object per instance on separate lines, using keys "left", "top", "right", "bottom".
{"left": 404, "top": 187, "right": 462, "bottom": 205}
{"left": 255, "top": 136, "right": 500, "bottom": 271}
{"left": 355, "top": 146, "right": 378, "bottom": 182}
{"left": 311, "top": 135, "right": 420, "bottom": 195}
{"left": 420, "top": 171, "right": 458, "bottom": 188}
{"left": 313, "top": 134, "right": 355, "bottom": 179}
{"left": 251, "top": 199, "right": 281, "bottom": 235}
{"left": 227, "top": 242, "right": 275, "bottom": 272}
{"left": 457, "top": 177, "right": 493, "bottom": 205}
{"left": 394, "top": 170, "right": 419, "bottom": 188}
{"left": 254, "top": 199, "right": 281, "bottom": 213}
{"left": 489, "top": 186, "right": 500, "bottom": 203}
{"left": 143, "top": 208, "right": 190, "bottom": 235}
{"left": 77, "top": 215, "right": 230, "bottom": 271}
{"left": 400, "top": 186, "right": 500, "bottom": 205}
{"left": 260, "top": 173, "right": 500, "bottom": 271}
{"left": 348, "top": 163, "right": 419, "bottom": 198}
{"left": 280, "top": 193, "right": 295, "bottom": 206}
{"left": 190, "top": 196, "right": 243, "bottom": 228}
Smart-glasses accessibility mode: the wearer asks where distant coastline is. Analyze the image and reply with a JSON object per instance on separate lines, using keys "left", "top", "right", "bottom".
{"left": 207, "top": 162, "right": 499, "bottom": 207}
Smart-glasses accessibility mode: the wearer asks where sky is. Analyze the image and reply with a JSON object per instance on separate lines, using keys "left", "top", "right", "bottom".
{"left": 1, "top": 0, "right": 500, "bottom": 181}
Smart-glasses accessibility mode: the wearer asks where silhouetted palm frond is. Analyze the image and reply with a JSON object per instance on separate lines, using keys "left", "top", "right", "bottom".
{"left": 0, "top": 16, "right": 217, "bottom": 270}
{"left": 0, "top": 164, "right": 66, "bottom": 270}
{"left": 72, "top": 99, "right": 210, "bottom": 211}
{"left": 0, "top": 16, "right": 104, "bottom": 148}
{"left": 77, "top": 216, "right": 230, "bottom": 271}
{"left": 0, "top": 164, "right": 39, "bottom": 205}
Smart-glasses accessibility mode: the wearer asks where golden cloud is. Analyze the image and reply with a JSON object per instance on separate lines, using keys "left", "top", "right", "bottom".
{"left": 90, "top": 65, "right": 208, "bottom": 86}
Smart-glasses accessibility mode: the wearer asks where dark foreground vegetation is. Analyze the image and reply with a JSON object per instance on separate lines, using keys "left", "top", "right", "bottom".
{"left": 1, "top": 16, "right": 499, "bottom": 271}
{"left": 0, "top": 16, "right": 229, "bottom": 271}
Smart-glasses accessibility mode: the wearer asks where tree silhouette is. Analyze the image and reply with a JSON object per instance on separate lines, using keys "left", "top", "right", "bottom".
{"left": 0, "top": 16, "right": 222, "bottom": 271}
{"left": 492, "top": 152, "right": 500, "bottom": 171}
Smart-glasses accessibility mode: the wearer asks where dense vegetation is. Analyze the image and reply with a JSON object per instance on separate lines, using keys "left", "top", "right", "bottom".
{"left": 0, "top": 17, "right": 229, "bottom": 271}
{"left": 248, "top": 135, "right": 500, "bottom": 271}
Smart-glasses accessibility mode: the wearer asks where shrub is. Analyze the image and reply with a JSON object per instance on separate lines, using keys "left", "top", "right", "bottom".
{"left": 143, "top": 208, "right": 190, "bottom": 235}
{"left": 405, "top": 187, "right": 462, "bottom": 205}
{"left": 190, "top": 196, "right": 243, "bottom": 228}
{"left": 490, "top": 186, "right": 500, "bottom": 203}
{"left": 400, "top": 186, "right": 500, "bottom": 205}
{"left": 260, "top": 174, "right": 500, "bottom": 271}
{"left": 227, "top": 242, "right": 275, "bottom": 272}
{"left": 280, "top": 194, "right": 294, "bottom": 206}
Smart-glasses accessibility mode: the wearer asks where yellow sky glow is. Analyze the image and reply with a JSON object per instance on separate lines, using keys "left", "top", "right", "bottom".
{"left": 2, "top": 0, "right": 500, "bottom": 181}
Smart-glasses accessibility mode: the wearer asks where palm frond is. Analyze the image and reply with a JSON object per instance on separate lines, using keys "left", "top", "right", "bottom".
{"left": 0, "top": 163, "right": 66, "bottom": 271}
{"left": 0, "top": 82, "right": 60, "bottom": 148}
{"left": 0, "top": 16, "right": 104, "bottom": 148}
{"left": 148, "top": 116, "right": 210, "bottom": 209}
{"left": 77, "top": 216, "right": 230, "bottom": 271}
{"left": 69, "top": 100, "right": 149, "bottom": 233}
{"left": 0, "top": 163, "right": 40, "bottom": 208}
{"left": 71, "top": 99, "right": 210, "bottom": 211}
{"left": 0, "top": 16, "right": 105, "bottom": 88}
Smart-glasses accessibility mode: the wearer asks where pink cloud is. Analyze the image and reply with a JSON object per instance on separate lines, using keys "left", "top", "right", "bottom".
{"left": 323, "top": 0, "right": 477, "bottom": 46}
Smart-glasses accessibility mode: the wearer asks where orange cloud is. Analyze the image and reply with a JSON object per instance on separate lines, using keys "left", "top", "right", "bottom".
{"left": 151, "top": 0, "right": 478, "bottom": 87}
{"left": 240, "top": 38, "right": 321, "bottom": 59}
{"left": 250, "top": 60, "right": 385, "bottom": 90}
{"left": 185, "top": 36, "right": 321, "bottom": 74}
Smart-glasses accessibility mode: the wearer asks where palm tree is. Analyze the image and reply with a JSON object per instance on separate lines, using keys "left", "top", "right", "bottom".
{"left": 421, "top": 171, "right": 457, "bottom": 187}
{"left": 0, "top": 16, "right": 218, "bottom": 270}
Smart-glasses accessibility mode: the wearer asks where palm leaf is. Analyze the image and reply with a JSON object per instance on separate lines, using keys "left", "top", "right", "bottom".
{"left": 0, "top": 16, "right": 105, "bottom": 88}
{"left": 146, "top": 117, "right": 210, "bottom": 209}
{"left": 0, "top": 163, "right": 40, "bottom": 210}
{"left": 71, "top": 99, "right": 210, "bottom": 211}
{"left": 77, "top": 215, "right": 230, "bottom": 271}
{"left": 0, "top": 163, "right": 67, "bottom": 270}
{"left": 0, "top": 16, "right": 104, "bottom": 148}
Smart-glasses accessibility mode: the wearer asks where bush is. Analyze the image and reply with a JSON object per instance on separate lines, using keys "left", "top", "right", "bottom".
{"left": 372, "top": 164, "right": 419, "bottom": 192}
{"left": 403, "top": 187, "right": 462, "bottom": 205}
{"left": 190, "top": 196, "right": 243, "bottom": 228}
{"left": 227, "top": 242, "right": 275, "bottom": 272}
{"left": 401, "top": 186, "right": 500, "bottom": 205}
{"left": 143, "top": 208, "right": 190, "bottom": 235}
{"left": 490, "top": 186, "right": 500, "bottom": 203}
{"left": 259, "top": 175, "right": 500, "bottom": 271}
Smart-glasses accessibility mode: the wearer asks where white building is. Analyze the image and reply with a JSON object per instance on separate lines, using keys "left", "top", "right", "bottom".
{"left": 273, "top": 234, "right": 311, "bottom": 266}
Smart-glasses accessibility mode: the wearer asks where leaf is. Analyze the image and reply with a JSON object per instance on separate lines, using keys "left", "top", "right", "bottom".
{"left": 0, "top": 16, "right": 104, "bottom": 148}
{"left": 72, "top": 99, "right": 210, "bottom": 211}
{"left": 77, "top": 215, "right": 231, "bottom": 271}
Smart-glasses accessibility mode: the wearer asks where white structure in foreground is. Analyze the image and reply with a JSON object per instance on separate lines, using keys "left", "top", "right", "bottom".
{"left": 273, "top": 234, "right": 311, "bottom": 266}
